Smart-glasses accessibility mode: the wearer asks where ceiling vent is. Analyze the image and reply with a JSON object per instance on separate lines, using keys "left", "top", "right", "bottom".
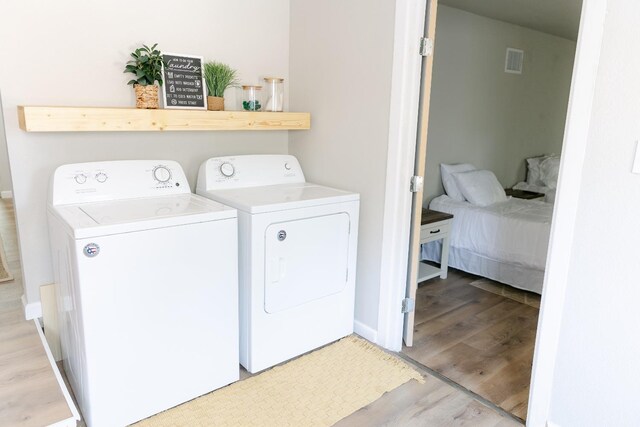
{"left": 505, "top": 48, "right": 524, "bottom": 74}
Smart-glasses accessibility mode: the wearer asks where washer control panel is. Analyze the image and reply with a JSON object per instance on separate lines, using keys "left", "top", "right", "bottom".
{"left": 197, "top": 155, "right": 305, "bottom": 192}
{"left": 51, "top": 160, "right": 189, "bottom": 206}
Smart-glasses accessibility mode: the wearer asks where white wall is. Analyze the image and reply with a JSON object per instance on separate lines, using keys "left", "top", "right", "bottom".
{"left": 288, "top": 0, "right": 397, "bottom": 334}
{"left": 546, "top": 2, "right": 640, "bottom": 425}
{"left": 424, "top": 6, "right": 576, "bottom": 203}
{"left": 0, "top": 0, "right": 290, "bottom": 307}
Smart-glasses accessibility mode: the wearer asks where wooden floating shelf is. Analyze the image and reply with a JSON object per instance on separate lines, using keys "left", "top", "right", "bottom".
{"left": 17, "top": 106, "right": 311, "bottom": 132}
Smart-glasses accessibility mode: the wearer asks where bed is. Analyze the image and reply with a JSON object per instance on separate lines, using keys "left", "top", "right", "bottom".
{"left": 421, "top": 161, "right": 557, "bottom": 294}
{"left": 422, "top": 195, "right": 552, "bottom": 294}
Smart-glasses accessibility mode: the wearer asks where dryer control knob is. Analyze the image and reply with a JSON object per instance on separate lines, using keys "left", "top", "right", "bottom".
{"left": 74, "top": 174, "right": 87, "bottom": 184}
{"left": 95, "top": 172, "right": 108, "bottom": 183}
{"left": 220, "top": 162, "right": 235, "bottom": 178}
{"left": 153, "top": 166, "right": 172, "bottom": 183}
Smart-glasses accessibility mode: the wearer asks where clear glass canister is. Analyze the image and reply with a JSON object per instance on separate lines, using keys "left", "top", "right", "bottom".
{"left": 263, "top": 77, "right": 284, "bottom": 112}
{"left": 242, "top": 85, "right": 263, "bottom": 111}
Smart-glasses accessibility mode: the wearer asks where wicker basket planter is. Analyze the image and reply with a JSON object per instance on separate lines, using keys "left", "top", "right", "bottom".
{"left": 207, "top": 96, "right": 224, "bottom": 111}
{"left": 134, "top": 84, "right": 159, "bottom": 109}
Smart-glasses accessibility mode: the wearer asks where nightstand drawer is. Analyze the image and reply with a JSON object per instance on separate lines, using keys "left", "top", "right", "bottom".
{"left": 420, "top": 220, "right": 450, "bottom": 243}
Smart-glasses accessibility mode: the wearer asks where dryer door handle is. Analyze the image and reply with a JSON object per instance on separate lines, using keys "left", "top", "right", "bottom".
{"left": 270, "top": 257, "right": 286, "bottom": 283}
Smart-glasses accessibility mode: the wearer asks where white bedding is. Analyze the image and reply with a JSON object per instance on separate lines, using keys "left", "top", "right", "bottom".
{"left": 424, "top": 194, "right": 553, "bottom": 275}
{"left": 513, "top": 181, "right": 557, "bottom": 204}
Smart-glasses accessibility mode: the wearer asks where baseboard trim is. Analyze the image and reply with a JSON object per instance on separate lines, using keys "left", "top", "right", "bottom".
{"left": 21, "top": 294, "right": 42, "bottom": 320}
{"left": 1, "top": 190, "right": 13, "bottom": 199}
{"left": 354, "top": 320, "right": 378, "bottom": 343}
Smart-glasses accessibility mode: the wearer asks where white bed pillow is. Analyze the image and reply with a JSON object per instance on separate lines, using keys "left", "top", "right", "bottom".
{"left": 540, "top": 156, "right": 561, "bottom": 189}
{"left": 452, "top": 170, "right": 507, "bottom": 207}
{"left": 526, "top": 154, "right": 557, "bottom": 186}
{"left": 440, "top": 163, "right": 476, "bottom": 201}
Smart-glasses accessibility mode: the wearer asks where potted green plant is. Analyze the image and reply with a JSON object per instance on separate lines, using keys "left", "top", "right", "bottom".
{"left": 124, "top": 43, "right": 165, "bottom": 109}
{"left": 203, "top": 61, "right": 239, "bottom": 111}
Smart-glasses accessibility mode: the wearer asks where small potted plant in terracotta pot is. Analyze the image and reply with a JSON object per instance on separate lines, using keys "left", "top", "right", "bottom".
{"left": 124, "top": 43, "right": 165, "bottom": 109}
{"left": 203, "top": 61, "right": 239, "bottom": 111}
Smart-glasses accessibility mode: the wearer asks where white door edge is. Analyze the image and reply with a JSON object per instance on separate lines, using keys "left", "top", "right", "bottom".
{"left": 527, "top": 1, "right": 608, "bottom": 426}
{"left": 376, "top": 0, "right": 428, "bottom": 351}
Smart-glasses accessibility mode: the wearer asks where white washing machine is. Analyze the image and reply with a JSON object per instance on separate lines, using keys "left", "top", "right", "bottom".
{"left": 47, "top": 160, "right": 239, "bottom": 427}
{"left": 196, "top": 154, "right": 359, "bottom": 373}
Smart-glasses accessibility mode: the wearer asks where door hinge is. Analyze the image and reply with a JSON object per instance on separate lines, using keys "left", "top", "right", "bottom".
{"left": 420, "top": 37, "right": 433, "bottom": 56}
{"left": 410, "top": 176, "right": 424, "bottom": 193}
{"left": 401, "top": 298, "right": 415, "bottom": 314}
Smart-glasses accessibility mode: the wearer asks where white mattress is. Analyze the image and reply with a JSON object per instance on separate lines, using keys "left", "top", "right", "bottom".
{"left": 427, "top": 195, "right": 553, "bottom": 271}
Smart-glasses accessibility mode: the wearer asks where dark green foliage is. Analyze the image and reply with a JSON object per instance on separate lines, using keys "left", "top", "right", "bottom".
{"left": 124, "top": 43, "right": 166, "bottom": 86}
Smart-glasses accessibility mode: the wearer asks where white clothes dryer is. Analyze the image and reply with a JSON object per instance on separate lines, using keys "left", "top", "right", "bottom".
{"left": 48, "top": 160, "right": 239, "bottom": 427}
{"left": 197, "top": 155, "right": 359, "bottom": 373}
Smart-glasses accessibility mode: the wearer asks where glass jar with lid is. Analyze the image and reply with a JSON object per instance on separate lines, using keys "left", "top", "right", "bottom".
{"left": 263, "top": 77, "right": 284, "bottom": 112}
{"left": 242, "top": 85, "right": 263, "bottom": 111}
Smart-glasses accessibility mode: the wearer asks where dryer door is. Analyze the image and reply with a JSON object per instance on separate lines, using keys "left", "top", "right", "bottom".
{"left": 264, "top": 212, "right": 350, "bottom": 313}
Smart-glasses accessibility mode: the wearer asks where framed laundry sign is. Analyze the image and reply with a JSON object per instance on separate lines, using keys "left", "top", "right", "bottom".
{"left": 162, "top": 53, "right": 207, "bottom": 109}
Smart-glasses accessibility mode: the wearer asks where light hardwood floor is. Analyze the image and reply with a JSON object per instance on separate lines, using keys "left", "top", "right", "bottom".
{"left": 403, "top": 267, "right": 539, "bottom": 421}
{"left": 0, "top": 198, "right": 520, "bottom": 426}
{"left": 336, "top": 361, "right": 521, "bottom": 426}
{"left": 0, "top": 199, "right": 73, "bottom": 427}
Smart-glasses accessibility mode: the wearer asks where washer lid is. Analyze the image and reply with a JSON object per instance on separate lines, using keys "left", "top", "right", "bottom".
{"left": 199, "top": 183, "right": 359, "bottom": 214}
{"left": 50, "top": 194, "right": 236, "bottom": 239}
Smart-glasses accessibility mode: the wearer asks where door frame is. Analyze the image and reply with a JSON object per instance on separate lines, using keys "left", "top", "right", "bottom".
{"left": 376, "top": 0, "right": 428, "bottom": 350}
{"left": 376, "top": 0, "right": 607, "bottom": 423}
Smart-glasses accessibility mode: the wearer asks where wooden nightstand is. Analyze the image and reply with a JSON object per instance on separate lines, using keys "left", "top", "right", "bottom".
{"left": 418, "top": 209, "right": 454, "bottom": 282}
{"left": 505, "top": 188, "right": 544, "bottom": 200}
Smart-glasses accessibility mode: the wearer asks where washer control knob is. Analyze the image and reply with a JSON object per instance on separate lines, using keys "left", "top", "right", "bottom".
{"left": 74, "top": 174, "right": 87, "bottom": 184}
{"left": 220, "top": 162, "right": 235, "bottom": 178}
{"left": 284, "top": 162, "right": 291, "bottom": 170}
{"left": 95, "top": 172, "right": 108, "bottom": 183}
{"left": 153, "top": 166, "right": 172, "bottom": 183}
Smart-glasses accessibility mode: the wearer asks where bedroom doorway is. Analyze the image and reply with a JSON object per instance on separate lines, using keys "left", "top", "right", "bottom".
{"left": 400, "top": 0, "right": 585, "bottom": 422}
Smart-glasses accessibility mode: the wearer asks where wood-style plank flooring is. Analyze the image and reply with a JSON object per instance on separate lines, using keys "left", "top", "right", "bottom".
{"left": 0, "top": 198, "right": 74, "bottom": 426}
{"left": 403, "top": 268, "right": 539, "bottom": 421}
{"left": 336, "top": 362, "right": 520, "bottom": 426}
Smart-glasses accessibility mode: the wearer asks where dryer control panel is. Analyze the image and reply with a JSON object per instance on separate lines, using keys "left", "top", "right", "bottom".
{"left": 50, "top": 160, "right": 190, "bottom": 206}
{"left": 197, "top": 155, "right": 306, "bottom": 192}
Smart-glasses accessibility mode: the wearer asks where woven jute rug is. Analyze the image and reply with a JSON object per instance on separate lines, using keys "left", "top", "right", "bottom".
{"left": 0, "top": 234, "right": 13, "bottom": 283}
{"left": 134, "top": 335, "right": 424, "bottom": 427}
{"left": 469, "top": 278, "right": 541, "bottom": 308}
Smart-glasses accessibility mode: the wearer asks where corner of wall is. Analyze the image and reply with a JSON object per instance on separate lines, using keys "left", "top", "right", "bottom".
{"left": 21, "top": 294, "right": 42, "bottom": 320}
{"left": 354, "top": 320, "right": 378, "bottom": 343}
